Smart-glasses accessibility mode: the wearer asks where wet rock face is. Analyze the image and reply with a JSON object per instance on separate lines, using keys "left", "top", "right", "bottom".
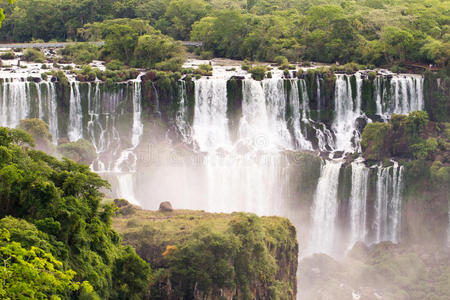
{"left": 159, "top": 201, "right": 173, "bottom": 212}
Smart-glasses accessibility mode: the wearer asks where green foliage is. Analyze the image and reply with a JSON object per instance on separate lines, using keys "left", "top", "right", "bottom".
{"left": 115, "top": 208, "right": 297, "bottom": 299}
{"left": 410, "top": 138, "right": 438, "bottom": 160}
{"left": 405, "top": 111, "right": 429, "bottom": 139}
{"left": 18, "top": 118, "right": 53, "bottom": 152}
{"left": 361, "top": 122, "right": 392, "bottom": 161}
{"left": 112, "top": 246, "right": 152, "bottom": 300}
{"left": 194, "top": 63, "right": 213, "bottom": 76}
{"left": 58, "top": 43, "right": 99, "bottom": 64}
{"left": 249, "top": 65, "right": 267, "bottom": 80}
{"left": 76, "top": 65, "right": 97, "bottom": 82}
{"left": 134, "top": 32, "right": 185, "bottom": 69}
{"left": 0, "top": 0, "right": 449, "bottom": 66}
{"left": 23, "top": 48, "right": 45, "bottom": 63}
{"left": 106, "top": 59, "right": 125, "bottom": 71}
{"left": 57, "top": 139, "right": 97, "bottom": 165}
{"left": 0, "top": 228, "right": 86, "bottom": 299}
{"left": 157, "top": 0, "right": 209, "bottom": 40}
{"left": 0, "top": 51, "right": 15, "bottom": 60}
{"left": 0, "top": 127, "right": 152, "bottom": 299}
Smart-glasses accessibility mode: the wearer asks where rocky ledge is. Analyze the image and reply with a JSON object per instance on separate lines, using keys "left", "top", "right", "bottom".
{"left": 112, "top": 200, "right": 298, "bottom": 300}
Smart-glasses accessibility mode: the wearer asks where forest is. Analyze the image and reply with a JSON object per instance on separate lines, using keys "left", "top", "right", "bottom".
{"left": 0, "top": 0, "right": 448, "bottom": 67}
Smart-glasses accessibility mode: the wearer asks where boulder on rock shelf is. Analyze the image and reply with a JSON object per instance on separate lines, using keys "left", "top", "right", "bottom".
{"left": 159, "top": 201, "right": 173, "bottom": 212}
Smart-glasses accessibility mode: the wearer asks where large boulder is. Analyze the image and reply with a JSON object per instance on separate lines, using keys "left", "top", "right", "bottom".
{"left": 159, "top": 201, "right": 173, "bottom": 212}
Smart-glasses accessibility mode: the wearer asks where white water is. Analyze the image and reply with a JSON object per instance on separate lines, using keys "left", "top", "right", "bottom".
{"left": 307, "top": 159, "right": 343, "bottom": 256}
{"left": 175, "top": 81, "right": 192, "bottom": 143}
{"left": 332, "top": 74, "right": 361, "bottom": 152}
{"left": 239, "top": 79, "right": 292, "bottom": 151}
{"left": 0, "top": 79, "right": 58, "bottom": 143}
{"left": 192, "top": 79, "right": 231, "bottom": 152}
{"left": 373, "top": 162, "right": 404, "bottom": 244}
{"left": 376, "top": 75, "right": 424, "bottom": 119}
{"left": 348, "top": 160, "right": 369, "bottom": 248}
{"left": 68, "top": 81, "right": 83, "bottom": 142}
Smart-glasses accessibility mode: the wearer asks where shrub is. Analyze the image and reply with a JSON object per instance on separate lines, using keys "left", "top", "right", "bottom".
{"left": 274, "top": 56, "right": 288, "bottom": 66}
{"left": 200, "top": 51, "right": 214, "bottom": 60}
{"left": 194, "top": 64, "right": 213, "bottom": 76}
{"left": 106, "top": 59, "right": 125, "bottom": 71}
{"left": 155, "top": 57, "right": 184, "bottom": 72}
{"left": 17, "top": 118, "right": 53, "bottom": 152}
{"left": 368, "top": 71, "right": 377, "bottom": 81}
{"left": 249, "top": 66, "right": 267, "bottom": 81}
{"left": 241, "top": 59, "right": 251, "bottom": 71}
{"left": 0, "top": 51, "right": 15, "bottom": 60}
{"left": 58, "top": 43, "right": 99, "bottom": 64}
{"left": 361, "top": 122, "right": 392, "bottom": 160}
{"left": 57, "top": 139, "right": 97, "bottom": 165}
{"left": 23, "top": 48, "right": 45, "bottom": 63}
{"left": 76, "top": 65, "right": 97, "bottom": 82}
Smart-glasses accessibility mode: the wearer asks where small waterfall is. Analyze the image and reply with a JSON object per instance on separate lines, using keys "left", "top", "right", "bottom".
{"left": 373, "top": 162, "right": 404, "bottom": 243}
{"left": 68, "top": 81, "right": 83, "bottom": 142}
{"left": 348, "top": 160, "right": 369, "bottom": 248}
{"left": 289, "top": 79, "right": 312, "bottom": 150}
{"left": 332, "top": 74, "right": 361, "bottom": 152}
{"left": 307, "top": 160, "right": 343, "bottom": 255}
{"left": 192, "top": 79, "right": 231, "bottom": 152}
{"left": 175, "top": 81, "right": 192, "bottom": 143}
{"left": 0, "top": 79, "right": 58, "bottom": 142}
{"left": 316, "top": 76, "right": 321, "bottom": 121}
{"left": 238, "top": 79, "right": 292, "bottom": 151}
{"left": 114, "top": 78, "right": 143, "bottom": 172}
{"left": 116, "top": 173, "right": 139, "bottom": 205}
{"left": 376, "top": 75, "right": 424, "bottom": 118}
{"left": 0, "top": 80, "right": 29, "bottom": 128}
{"left": 42, "top": 82, "right": 59, "bottom": 143}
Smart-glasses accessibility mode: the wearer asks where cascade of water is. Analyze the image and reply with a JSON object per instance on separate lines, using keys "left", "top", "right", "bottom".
{"left": 373, "top": 162, "right": 404, "bottom": 243}
{"left": 238, "top": 79, "right": 293, "bottom": 151}
{"left": 114, "top": 78, "right": 143, "bottom": 172}
{"left": 316, "top": 76, "right": 321, "bottom": 121}
{"left": 68, "top": 81, "right": 83, "bottom": 142}
{"left": 289, "top": 79, "right": 313, "bottom": 150}
{"left": 116, "top": 173, "right": 139, "bottom": 205}
{"left": 192, "top": 79, "right": 231, "bottom": 152}
{"left": 307, "top": 159, "right": 343, "bottom": 255}
{"left": 0, "top": 80, "right": 29, "bottom": 128}
{"left": 0, "top": 80, "right": 58, "bottom": 143}
{"left": 332, "top": 74, "right": 360, "bottom": 152}
{"left": 377, "top": 75, "right": 424, "bottom": 118}
{"left": 43, "top": 82, "right": 59, "bottom": 144}
{"left": 348, "top": 160, "right": 369, "bottom": 248}
{"left": 175, "top": 81, "right": 192, "bottom": 143}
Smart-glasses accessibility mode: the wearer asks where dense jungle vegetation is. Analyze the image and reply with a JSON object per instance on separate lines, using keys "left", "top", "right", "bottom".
{"left": 0, "top": 0, "right": 448, "bottom": 68}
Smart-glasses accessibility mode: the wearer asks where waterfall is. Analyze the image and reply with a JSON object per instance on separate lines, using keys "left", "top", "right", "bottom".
{"left": 0, "top": 80, "right": 28, "bottom": 128}
{"left": 175, "top": 81, "right": 192, "bottom": 143}
{"left": 0, "top": 79, "right": 58, "bottom": 143}
{"left": 116, "top": 173, "right": 139, "bottom": 205}
{"left": 238, "top": 79, "right": 292, "bottom": 151}
{"left": 332, "top": 74, "right": 361, "bottom": 152}
{"left": 289, "top": 79, "right": 312, "bottom": 150}
{"left": 42, "top": 82, "right": 59, "bottom": 143}
{"left": 373, "top": 162, "right": 404, "bottom": 244}
{"left": 376, "top": 75, "right": 424, "bottom": 118}
{"left": 68, "top": 81, "right": 83, "bottom": 142}
{"left": 348, "top": 160, "right": 369, "bottom": 248}
{"left": 307, "top": 160, "right": 343, "bottom": 255}
{"left": 316, "top": 76, "right": 321, "bottom": 121}
{"left": 114, "top": 78, "right": 143, "bottom": 172}
{"left": 192, "top": 79, "right": 231, "bottom": 152}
